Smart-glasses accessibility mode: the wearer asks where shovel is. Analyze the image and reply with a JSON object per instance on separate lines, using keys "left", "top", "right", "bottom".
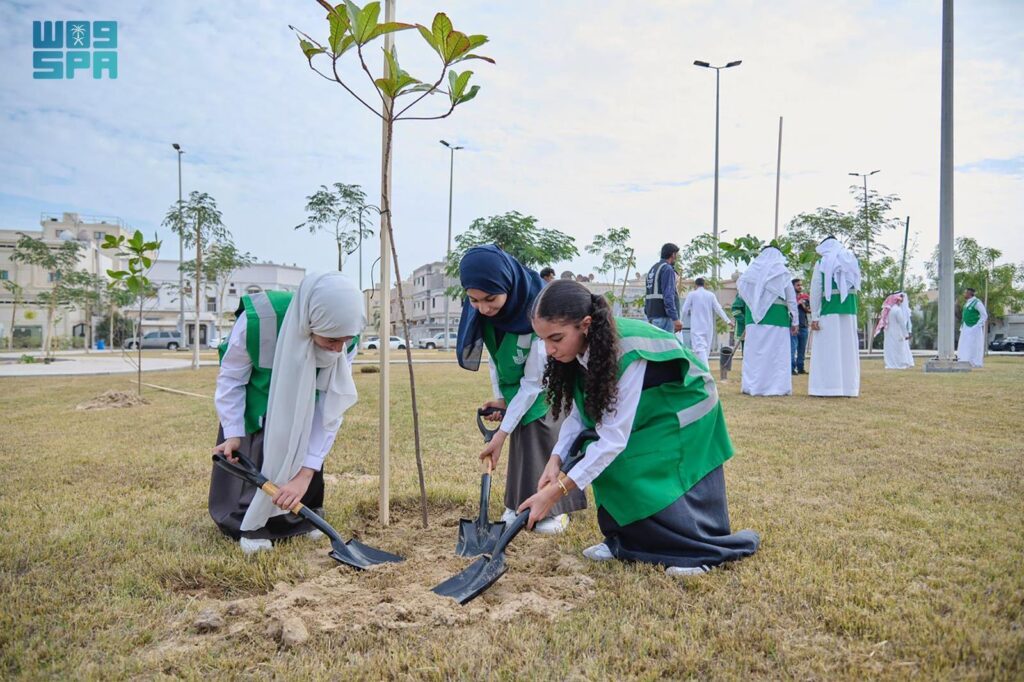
{"left": 453, "top": 407, "right": 509, "bottom": 557}
{"left": 212, "top": 452, "right": 404, "bottom": 570}
{"left": 432, "top": 428, "right": 598, "bottom": 605}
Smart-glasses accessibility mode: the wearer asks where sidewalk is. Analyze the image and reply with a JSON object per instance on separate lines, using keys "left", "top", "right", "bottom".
{"left": 0, "top": 350, "right": 218, "bottom": 377}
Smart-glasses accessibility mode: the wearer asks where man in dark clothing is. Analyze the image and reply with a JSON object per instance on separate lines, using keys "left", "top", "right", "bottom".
{"left": 644, "top": 243, "right": 681, "bottom": 333}
{"left": 791, "top": 277, "right": 810, "bottom": 374}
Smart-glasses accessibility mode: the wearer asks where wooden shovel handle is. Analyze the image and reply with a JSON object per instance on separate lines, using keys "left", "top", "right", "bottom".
{"left": 260, "top": 481, "right": 305, "bottom": 515}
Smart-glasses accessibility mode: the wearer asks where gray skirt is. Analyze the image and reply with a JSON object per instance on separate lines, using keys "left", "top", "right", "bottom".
{"left": 597, "top": 466, "right": 759, "bottom": 568}
{"left": 505, "top": 410, "right": 587, "bottom": 516}
{"left": 208, "top": 425, "right": 325, "bottom": 541}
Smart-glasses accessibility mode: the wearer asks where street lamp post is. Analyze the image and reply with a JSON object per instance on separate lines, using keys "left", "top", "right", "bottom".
{"left": 172, "top": 143, "right": 184, "bottom": 345}
{"left": 849, "top": 169, "right": 880, "bottom": 351}
{"left": 693, "top": 59, "right": 741, "bottom": 285}
{"left": 440, "top": 139, "right": 463, "bottom": 351}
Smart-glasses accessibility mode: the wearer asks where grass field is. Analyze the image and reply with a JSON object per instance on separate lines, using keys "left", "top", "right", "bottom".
{"left": 1, "top": 357, "right": 1022, "bottom": 679}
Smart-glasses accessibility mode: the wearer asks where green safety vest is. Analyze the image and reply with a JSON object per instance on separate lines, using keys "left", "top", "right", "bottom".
{"left": 819, "top": 271, "right": 859, "bottom": 316}
{"left": 218, "top": 291, "right": 359, "bottom": 434}
{"left": 744, "top": 298, "right": 792, "bottom": 327}
{"left": 731, "top": 296, "right": 747, "bottom": 338}
{"left": 573, "top": 317, "right": 734, "bottom": 526}
{"left": 482, "top": 322, "right": 550, "bottom": 427}
{"left": 962, "top": 298, "right": 980, "bottom": 327}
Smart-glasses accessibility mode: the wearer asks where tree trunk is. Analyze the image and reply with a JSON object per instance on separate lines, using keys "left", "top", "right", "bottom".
{"left": 43, "top": 303, "right": 55, "bottom": 359}
{"left": 193, "top": 218, "right": 202, "bottom": 369}
{"left": 382, "top": 115, "right": 429, "bottom": 529}
{"left": 7, "top": 301, "right": 16, "bottom": 350}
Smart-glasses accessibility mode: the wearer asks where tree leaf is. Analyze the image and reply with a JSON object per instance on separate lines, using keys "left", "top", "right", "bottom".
{"left": 106, "top": 270, "right": 127, "bottom": 279}
{"left": 454, "top": 53, "right": 495, "bottom": 65}
{"left": 444, "top": 31, "right": 471, "bottom": 64}
{"left": 353, "top": 1, "right": 381, "bottom": 44}
{"left": 328, "top": 10, "right": 350, "bottom": 54}
{"left": 431, "top": 13, "right": 453, "bottom": 53}
{"left": 366, "top": 21, "right": 415, "bottom": 43}
{"left": 467, "top": 34, "right": 488, "bottom": 50}
{"left": 299, "top": 38, "right": 326, "bottom": 62}
{"left": 448, "top": 69, "right": 471, "bottom": 102}
{"left": 415, "top": 24, "right": 436, "bottom": 51}
{"left": 457, "top": 84, "right": 480, "bottom": 105}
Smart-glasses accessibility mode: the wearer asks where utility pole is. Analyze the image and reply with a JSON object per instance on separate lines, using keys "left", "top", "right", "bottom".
{"left": 774, "top": 116, "right": 783, "bottom": 240}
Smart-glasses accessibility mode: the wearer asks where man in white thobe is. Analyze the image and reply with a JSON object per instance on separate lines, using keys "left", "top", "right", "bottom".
{"left": 808, "top": 237, "right": 861, "bottom": 397}
{"left": 957, "top": 288, "right": 988, "bottom": 367}
{"left": 736, "top": 248, "right": 799, "bottom": 396}
{"left": 679, "top": 277, "right": 733, "bottom": 366}
{"left": 874, "top": 292, "right": 914, "bottom": 369}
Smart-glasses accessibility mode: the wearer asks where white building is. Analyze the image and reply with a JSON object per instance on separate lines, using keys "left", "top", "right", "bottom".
{"left": 0, "top": 212, "right": 131, "bottom": 349}
{"left": 388, "top": 261, "right": 461, "bottom": 343}
{"left": 146, "top": 259, "right": 305, "bottom": 346}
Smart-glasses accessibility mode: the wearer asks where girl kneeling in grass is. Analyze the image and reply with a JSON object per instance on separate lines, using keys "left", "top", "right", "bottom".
{"left": 209, "top": 272, "right": 363, "bottom": 554}
{"left": 457, "top": 245, "right": 587, "bottom": 534}
{"left": 520, "top": 280, "right": 759, "bottom": 575}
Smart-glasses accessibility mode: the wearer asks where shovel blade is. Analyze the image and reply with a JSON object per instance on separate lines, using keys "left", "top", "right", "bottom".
{"left": 431, "top": 553, "right": 508, "bottom": 605}
{"left": 454, "top": 518, "right": 507, "bottom": 557}
{"left": 328, "top": 538, "right": 405, "bottom": 570}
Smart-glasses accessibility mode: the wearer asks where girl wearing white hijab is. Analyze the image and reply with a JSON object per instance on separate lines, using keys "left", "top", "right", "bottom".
{"left": 874, "top": 292, "right": 914, "bottom": 369}
{"left": 736, "top": 247, "right": 799, "bottom": 396}
{"left": 808, "top": 237, "right": 861, "bottom": 397}
{"left": 209, "top": 272, "right": 365, "bottom": 554}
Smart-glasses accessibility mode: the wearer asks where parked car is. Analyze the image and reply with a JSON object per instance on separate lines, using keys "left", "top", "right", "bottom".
{"left": 124, "top": 330, "right": 182, "bottom": 350}
{"left": 362, "top": 335, "right": 406, "bottom": 350}
{"left": 418, "top": 332, "right": 458, "bottom": 349}
{"left": 989, "top": 336, "right": 1024, "bottom": 352}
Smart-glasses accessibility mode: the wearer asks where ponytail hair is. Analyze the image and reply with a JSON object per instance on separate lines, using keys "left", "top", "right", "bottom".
{"left": 533, "top": 280, "right": 620, "bottom": 422}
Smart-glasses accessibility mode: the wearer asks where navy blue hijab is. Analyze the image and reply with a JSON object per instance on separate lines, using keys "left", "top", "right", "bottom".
{"left": 456, "top": 244, "right": 544, "bottom": 371}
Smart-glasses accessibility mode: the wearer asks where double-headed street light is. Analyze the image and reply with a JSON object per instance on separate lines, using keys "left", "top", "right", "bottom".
{"left": 693, "top": 59, "right": 742, "bottom": 284}
{"left": 440, "top": 139, "right": 464, "bottom": 351}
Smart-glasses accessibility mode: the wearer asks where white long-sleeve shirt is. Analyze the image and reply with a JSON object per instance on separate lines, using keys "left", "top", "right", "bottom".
{"left": 680, "top": 287, "right": 732, "bottom": 337}
{"left": 551, "top": 351, "right": 646, "bottom": 490}
{"left": 488, "top": 336, "right": 547, "bottom": 434}
{"left": 214, "top": 312, "right": 356, "bottom": 471}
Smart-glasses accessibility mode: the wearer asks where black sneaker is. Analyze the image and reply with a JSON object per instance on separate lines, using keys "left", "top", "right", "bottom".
{"left": 797, "top": 369, "right": 807, "bottom": 375}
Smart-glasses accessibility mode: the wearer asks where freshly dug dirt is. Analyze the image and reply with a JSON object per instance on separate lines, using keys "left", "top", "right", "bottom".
{"left": 161, "top": 500, "right": 595, "bottom": 651}
{"left": 76, "top": 390, "right": 149, "bottom": 410}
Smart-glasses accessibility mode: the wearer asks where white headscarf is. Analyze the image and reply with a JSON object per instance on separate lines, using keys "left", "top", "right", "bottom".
{"left": 240, "top": 272, "right": 365, "bottom": 532}
{"left": 817, "top": 237, "right": 862, "bottom": 302}
{"left": 737, "top": 247, "right": 791, "bottom": 324}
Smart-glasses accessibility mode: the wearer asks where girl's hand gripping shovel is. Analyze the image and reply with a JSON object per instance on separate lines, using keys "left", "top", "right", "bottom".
{"left": 454, "top": 407, "right": 508, "bottom": 557}
{"left": 211, "top": 452, "right": 404, "bottom": 570}
{"left": 433, "top": 428, "right": 598, "bottom": 604}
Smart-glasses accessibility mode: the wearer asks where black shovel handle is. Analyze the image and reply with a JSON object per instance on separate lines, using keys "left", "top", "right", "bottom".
{"left": 489, "top": 428, "right": 598, "bottom": 556}
{"left": 476, "top": 406, "right": 506, "bottom": 443}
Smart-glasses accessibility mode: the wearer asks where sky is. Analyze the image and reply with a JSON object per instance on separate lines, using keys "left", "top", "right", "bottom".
{"left": 1, "top": 0, "right": 1022, "bottom": 288}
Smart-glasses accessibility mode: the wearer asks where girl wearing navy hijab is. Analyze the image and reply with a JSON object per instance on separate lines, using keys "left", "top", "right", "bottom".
{"left": 458, "top": 245, "right": 587, "bottom": 533}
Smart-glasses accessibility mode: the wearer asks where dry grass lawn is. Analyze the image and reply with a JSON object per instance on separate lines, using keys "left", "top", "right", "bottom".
{"left": 1, "top": 356, "right": 1022, "bottom": 679}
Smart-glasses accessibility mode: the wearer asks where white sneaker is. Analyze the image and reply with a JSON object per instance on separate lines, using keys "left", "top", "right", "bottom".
{"left": 582, "top": 542, "right": 614, "bottom": 561}
{"left": 500, "top": 508, "right": 517, "bottom": 525}
{"left": 239, "top": 537, "right": 273, "bottom": 555}
{"left": 533, "top": 513, "right": 569, "bottom": 535}
{"left": 666, "top": 565, "right": 711, "bottom": 577}
{"left": 305, "top": 529, "right": 325, "bottom": 541}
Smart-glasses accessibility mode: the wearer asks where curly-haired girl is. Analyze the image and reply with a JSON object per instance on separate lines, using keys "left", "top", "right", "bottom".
{"left": 457, "top": 245, "right": 586, "bottom": 533}
{"left": 519, "top": 279, "right": 759, "bottom": 575}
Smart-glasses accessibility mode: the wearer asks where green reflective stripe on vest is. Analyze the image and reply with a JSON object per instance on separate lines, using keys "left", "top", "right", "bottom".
{"left": 820, "top": 272, "right": 858, "bottom": 316}
{"left": 574, "top": 317, "right": 734, "bottom": 526}
{"left": 238, "top": 291, "right": 293, "bottom": 434}
{"left": 962, "top": 298, "right": 980, "bottom": 327}
{"left": 482, "top": 322, "right": 549, "bottom": 427}
{"left": 744, "top": 298, "right": 791, "bottom": 327}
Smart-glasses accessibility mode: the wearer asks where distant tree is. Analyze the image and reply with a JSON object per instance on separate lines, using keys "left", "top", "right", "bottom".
{"left": 2, "top": 280, "right": 24, "bottom": 350}
{"left": 63, "top": 270, "right": 107, "bottom": 351}
{"left": 295, "top": 182, "right": 376, "bottom": 272}
{"left": 445, "top": 211, "right": 578, "bottom": 294}
{"left": 181, "top": 242, "right": 256, "bottom": 340}
{"left": 103, "top": 230, "right": 162, "bottom": 396}
{"left": 9, "top": 234, "right": 82, "bottom": 358}
{"left": 163, "top": 191, "right": 229, "bottom": 367}
{"left": 586, "top": 227, "right": 637, "bottom": 313}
